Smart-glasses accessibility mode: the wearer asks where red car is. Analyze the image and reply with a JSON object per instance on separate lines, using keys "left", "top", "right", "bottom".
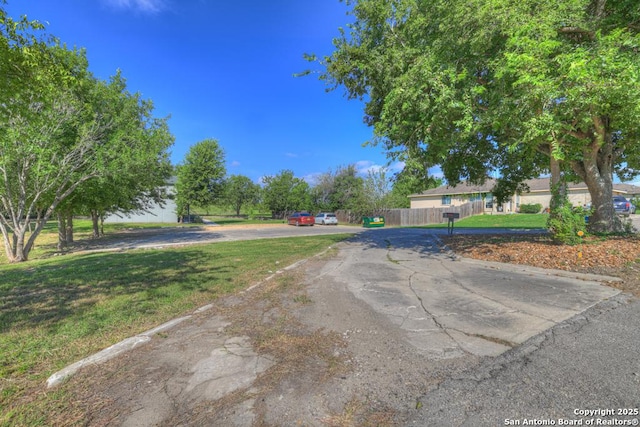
{"left": 287, "top": 212, "right": 315, "bottom": 226}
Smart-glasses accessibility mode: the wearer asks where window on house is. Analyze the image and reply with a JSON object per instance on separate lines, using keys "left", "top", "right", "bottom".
{"left": 485, "top": 193, "right": 493, "bottom": 209}
{"left": 442, "top": 195, "right": 452, "bottom": 205}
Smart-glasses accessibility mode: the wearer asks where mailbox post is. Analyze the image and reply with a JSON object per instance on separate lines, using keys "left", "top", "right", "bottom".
{"left": 443, "top": 212, "right": 460, "bottom": 235}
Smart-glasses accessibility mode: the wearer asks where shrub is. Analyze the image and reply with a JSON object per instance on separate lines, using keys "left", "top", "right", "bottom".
{"left": 519, "top": 203, "right": 542, "bottom": 214}
{"left": 547, "top": 202, "right": 590, "bottom": 245}
{"left": 181, "top": 214, "right": 203, "bottom": 223}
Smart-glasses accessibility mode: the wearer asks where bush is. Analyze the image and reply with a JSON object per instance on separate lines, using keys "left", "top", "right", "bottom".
{"left": 547, "top": 202, "right": 590, "bottom": 245}
{"left": 519, "top": 203, "right": 542, "bottom": 214}
{"left": 180, "top": 214, "right": 203, "bottom": 223}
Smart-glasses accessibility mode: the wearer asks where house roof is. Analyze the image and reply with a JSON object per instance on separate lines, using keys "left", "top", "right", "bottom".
{"left": 409, "top": 177, "right": 640, "bottom": 198}
{"left": 613, "top": 183, "right": 640, "bottom": 195}
{"left": 408, "top": 178, "right": 498, "bottom": 198}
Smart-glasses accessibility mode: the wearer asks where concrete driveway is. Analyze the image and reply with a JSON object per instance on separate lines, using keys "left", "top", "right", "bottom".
{"left": 318, "top": 228, "right": 620, "bottom": 359}
{"left": 49, "top": 226, "right": 632, "bottom": 426}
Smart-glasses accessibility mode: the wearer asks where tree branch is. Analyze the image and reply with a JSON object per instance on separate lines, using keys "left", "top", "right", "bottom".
{"left": 558, "top": 26, "right": 595, "bottom": 40}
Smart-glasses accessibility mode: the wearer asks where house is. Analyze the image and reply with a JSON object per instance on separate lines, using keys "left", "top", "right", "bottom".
{"left": 409, "top": 177, "right": 640, "bottom": 213}
{"left": 103, "top": 178, "right": 178, "bottom": 223}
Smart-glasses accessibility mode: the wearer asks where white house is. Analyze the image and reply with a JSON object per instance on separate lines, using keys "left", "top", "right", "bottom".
{"left": 103, "top": 178, "right": 178, "bottom": 223}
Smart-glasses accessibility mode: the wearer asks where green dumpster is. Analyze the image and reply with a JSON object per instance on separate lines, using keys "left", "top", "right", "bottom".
{"left": 362, "top": 216, "right": 385, "bottom": 228}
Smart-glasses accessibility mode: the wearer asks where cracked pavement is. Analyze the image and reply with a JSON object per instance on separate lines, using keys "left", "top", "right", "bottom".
{"left": 405, "top": 295, "right": 640, "bottom": 426}
{"left": 56, "top": 226, "right": 637, "bottom": 426}
{"left": 329, "top": 228, "right": 620, "bottom": 360}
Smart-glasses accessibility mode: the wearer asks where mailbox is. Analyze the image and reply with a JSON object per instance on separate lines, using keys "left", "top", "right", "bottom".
{"left": 443, "top": 212, "right": 459, "bottom": 235}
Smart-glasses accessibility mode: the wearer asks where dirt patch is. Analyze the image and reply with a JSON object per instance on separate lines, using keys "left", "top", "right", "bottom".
{"left": 440, "top": 233, "right": 640, "bottom": 297}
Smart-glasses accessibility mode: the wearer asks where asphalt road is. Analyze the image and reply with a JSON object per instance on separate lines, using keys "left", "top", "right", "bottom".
{"left": 406, "top": 295, "right": 640, "bottom": 426}
{"left": 73, "top": 223, "right": 363, "bottom": 253}
{"left": 73, "top": 222, "right": 548, "bottom": 254}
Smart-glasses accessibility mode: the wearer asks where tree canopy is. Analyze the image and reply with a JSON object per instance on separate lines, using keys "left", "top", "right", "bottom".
{"left": 0, "top": 7, "right": 174, "bottom": 261}
{"left": 314, "top": 0, "right": 640, "bottom": 232}
{"left": 68, "top": 73, "right": 174, "bottom": 239}
{"left": 223, "top": 174, "right": 261, "bottom": 216}
{"left": 175, "top": 138, "right": 226, "bottom": 218}
{"left": 261, "top": 170, "right": 311, "bottom": 218}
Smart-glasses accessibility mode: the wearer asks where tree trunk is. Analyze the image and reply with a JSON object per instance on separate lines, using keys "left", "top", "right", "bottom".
{"left": 583, "top": 175, "right": 620, "bottom": 233}
{"left": 0, "top": 223, "right": 23, "bottom": 262}
{"left": 11, "top": 225, "right": 27, "bottom": 262}
{"left": 57, "top": 213, "right": 68, "bottom": 251}
{"left": 570, "top": 117, "right": 623, "bottom": 233}
{"left": 548, "top": 154, "right": 566, "bottom": 211}
{"left": 91, "top": 210, "right": 100, "bottom": 239}
{"left": 66, "top": 212, "right": 74, "bottom": 243}
{"left": 0, "top": 171, "right": 98, "bottom": 262}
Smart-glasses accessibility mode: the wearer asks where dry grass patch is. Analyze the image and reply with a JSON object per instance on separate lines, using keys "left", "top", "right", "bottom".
{"left": 321, "top": 397, "right": 397, "bottom": 427}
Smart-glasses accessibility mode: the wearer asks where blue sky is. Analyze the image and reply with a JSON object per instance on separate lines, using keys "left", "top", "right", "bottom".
{"left": 6, "top": 0, "right": 402, "bottom": 184}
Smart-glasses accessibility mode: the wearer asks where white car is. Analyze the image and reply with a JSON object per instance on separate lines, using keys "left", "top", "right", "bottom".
{"left": 314, "top": 212, "right": 338, "bottom": 225}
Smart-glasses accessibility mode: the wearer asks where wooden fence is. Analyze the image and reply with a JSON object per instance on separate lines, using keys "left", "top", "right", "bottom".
{"left": 336, "top": 201, "right": 484, "bottom": 227}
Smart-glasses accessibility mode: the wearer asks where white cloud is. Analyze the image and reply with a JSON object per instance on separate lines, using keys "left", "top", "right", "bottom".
{"left": 302, "top": 172, "right": 322, "bottom": 186}
{"left": 354, "top": 160, "right": 382, "bottom": 176}
{"left": 103, "top": 0, "right": 167, "bottom": 13}
{"left": 284, "top": 152, "right": 298, "bottom": 158}
{"left": 355, "top": 160, "right": 405, "bottom": 177}
{"left": 387, "top": 161, "right": 405, "bottom": 174}
{"left": 230, "top": 160, "right": 241, "bottom": 167}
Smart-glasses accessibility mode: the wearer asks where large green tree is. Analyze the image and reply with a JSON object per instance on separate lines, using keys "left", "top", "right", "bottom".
{"left": 330, "top": 164, "right": 366, "bottom": 214}
{"left": 175, "top": 139, "right": 226, "bottom": 219}
{"left": 314, "top": 0, "right": 640, "bottom": 233}
{"left": 223, "top": 174, "right": 261, "bottom": 216}
{"left": 54, "top": 72, "right": 174, "bottom": 243}
{"left": 308, "top": 165, "right": 369, "bottom": 216}
{"left": 261, "top": 170, "right": 311, "bottom": 218}
{"left": 309, "top": 169, "right": 337, "bottom": 213}
{"left": 0, "top": 9, "right": 170, "bottom": 262}
{"left": 362, "top": 168, "right": 390, "bottom": 211}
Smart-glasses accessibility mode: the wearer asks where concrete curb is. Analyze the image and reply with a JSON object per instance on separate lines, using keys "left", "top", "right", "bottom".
{"left": 45, "top": 247, "right": 337, "bottom": 389}
{"left": 433, "top": 233, "right": 623, "bottom": 283}
{"left": 457, "top": 256, "right": 624, "bottom": 283}
{"left": 46, "top": 316, "right": 192, "bottom": 388}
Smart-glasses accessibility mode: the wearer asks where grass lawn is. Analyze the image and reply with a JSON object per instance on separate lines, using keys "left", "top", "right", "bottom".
{"left": 14, "top": 220, "right": 205, "bottom": 262}
{"left": 204, "top": 216, "right": 285, "bottom": 226}
{"left": 420, "top": 213, "right": 548, "bottom": 229}
{"left": 0, "top": 232, "right": 351, "bottom": 426}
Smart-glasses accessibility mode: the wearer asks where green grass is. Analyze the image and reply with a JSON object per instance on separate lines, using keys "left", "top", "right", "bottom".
{"left": 420, "top": 213, "right": 548, "bottom": 229}
{"left": 0, "top": 233, "right": 351, "bottom": 426}
{"left": 15, "top": 220, "right": 204, "bottom": 263}
{"left": 205, "top": 216, "right": 285, "bottom": 226}
{"left": 38, "top": 219, "right": 198, "bottom": 234}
